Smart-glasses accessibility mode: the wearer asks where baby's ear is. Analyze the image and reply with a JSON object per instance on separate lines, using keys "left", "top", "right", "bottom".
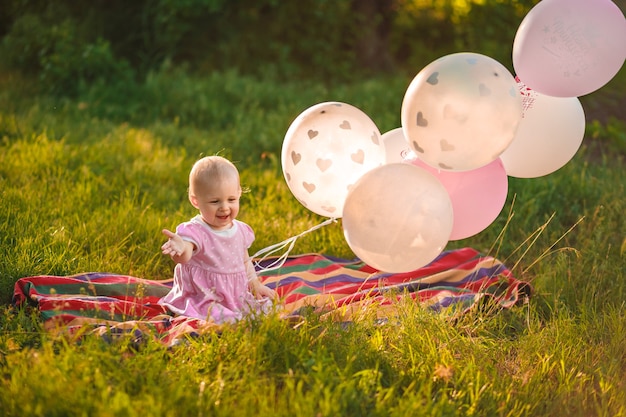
{"left": 189, "top": 194, "right": 200, "bottom": 208}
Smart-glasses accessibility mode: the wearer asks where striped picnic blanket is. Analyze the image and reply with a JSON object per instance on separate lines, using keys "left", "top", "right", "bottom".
{"left": 12, "top": 247, "right": 530, "bottom": 345}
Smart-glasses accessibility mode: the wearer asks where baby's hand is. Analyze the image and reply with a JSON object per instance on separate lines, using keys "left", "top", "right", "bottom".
{"left": 256, "top": 284, "right": 277, "bottom": 300}
{"left": 161, "top": 229, "right": 186, "bottom": 257}
{"left": 257, "top": 285, "right": 276, "bottom": 300}
{"left": 249, "top": 279, "right": 277, "bottom": 300}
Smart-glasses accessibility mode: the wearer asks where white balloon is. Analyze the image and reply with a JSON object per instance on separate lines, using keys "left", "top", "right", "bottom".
{"left": 342, "top": 163, "right": 453, "bottom": 273}
{"left": 500, "top": 79, "right": 586, "bottom": 178}
{"left": 401, "top": 52, "right": 522, "bottom": 172}
{"left": 281, "top": 102, "right": 385, "bottom": 218}
{"left": 381, "top": 127, "right": 414, "bottom": 164}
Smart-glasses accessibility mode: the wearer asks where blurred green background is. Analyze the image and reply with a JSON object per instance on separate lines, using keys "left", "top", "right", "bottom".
{"left": 0, "top": 1, "right": 623, "bottom": 98}
{"left": 1, "top": 0, "right": 624, "bottom": 154}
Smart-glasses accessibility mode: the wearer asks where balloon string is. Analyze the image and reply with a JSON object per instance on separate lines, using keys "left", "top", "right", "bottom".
{"left": 252, "top": 217, "right": 338, "bottom": 272}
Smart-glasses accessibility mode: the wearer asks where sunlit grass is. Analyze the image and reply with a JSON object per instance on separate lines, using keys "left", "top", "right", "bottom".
{"left": 1, "top": 70, "right": 625, "bottom": 416}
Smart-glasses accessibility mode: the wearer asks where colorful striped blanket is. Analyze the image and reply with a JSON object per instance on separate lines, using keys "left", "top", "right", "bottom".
{"left": 12, "top": 248, "right": 530, "bottom": 345}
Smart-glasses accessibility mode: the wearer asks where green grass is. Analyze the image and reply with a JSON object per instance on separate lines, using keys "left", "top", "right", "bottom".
{"left": 1, "top": 69, "right": 625, "bottom": 416}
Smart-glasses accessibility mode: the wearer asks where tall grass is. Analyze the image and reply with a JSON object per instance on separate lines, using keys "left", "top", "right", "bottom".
{"left": 1, "top": 69, "right": 625, "bottom": 416}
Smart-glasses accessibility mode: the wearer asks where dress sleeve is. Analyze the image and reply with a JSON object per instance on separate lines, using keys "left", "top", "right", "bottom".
{"left": 238, "top": 221, "right": 255, "bottom": 249}
{"left": 176, "top": 221, "right": 201, "bottom": 254}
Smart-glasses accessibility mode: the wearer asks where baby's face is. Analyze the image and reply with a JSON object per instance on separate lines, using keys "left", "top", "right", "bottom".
{"left": 191, "top": 175, "right": 241, "bottom": 230}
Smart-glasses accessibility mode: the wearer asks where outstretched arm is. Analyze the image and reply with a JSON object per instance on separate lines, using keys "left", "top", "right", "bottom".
{"left": 161, "top": 229, "right": 195, "bottom": 264}
{"left": 245, "top": 255, "right": 277, "bottom": 300}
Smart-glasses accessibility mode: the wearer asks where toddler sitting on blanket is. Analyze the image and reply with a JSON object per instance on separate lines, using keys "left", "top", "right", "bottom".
{"left": 158, "top": 156, "right": 276, "bottom": 322}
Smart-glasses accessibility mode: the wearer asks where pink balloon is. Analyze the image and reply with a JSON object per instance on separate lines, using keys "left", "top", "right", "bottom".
{"left": 409, "top": 157, "right": 508, "bottom": 241}
{"left": 513, "top": 0, "right": 626, "bottom": 97}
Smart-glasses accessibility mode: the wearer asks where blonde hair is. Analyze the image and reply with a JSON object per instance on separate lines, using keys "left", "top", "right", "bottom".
{"left": 188, "top": 156, "right": 240, "bottom": 198}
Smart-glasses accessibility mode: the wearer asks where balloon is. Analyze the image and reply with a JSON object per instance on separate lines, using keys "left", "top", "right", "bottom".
{"left": 342, "top": 163, "right": 453, "bottom": 273}
{"left": 410, "top": 157, "right": 508, "bottom": 241}
{"left": 401, "top": 52, "right": 522, "bottom": 172}
{"left": 381, "top": 127, "right": 414, "bottom": 164}
{"left": 513, "top": 0, "right": 626, "bottom": 97}
{"left": 500, "top": 79, "right": 586, "bottom": 178}
{"left": 281, "top": 102, "right": 385, "bottom": 218}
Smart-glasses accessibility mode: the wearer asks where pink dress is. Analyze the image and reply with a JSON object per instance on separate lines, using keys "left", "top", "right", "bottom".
{"left": 159, "top": 216, "right": 271, "bottom": 323}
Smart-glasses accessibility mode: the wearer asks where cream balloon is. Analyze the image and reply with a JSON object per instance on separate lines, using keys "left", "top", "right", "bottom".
{"left": 401, "top": 52, "right": 522, "bottom": 172}
{"left": 500, "top": 79, "right": 586, "bottom": 178}
{"left": 281, "top": 102, "right": 385, "bottom": 218}
{"left": 342, "top": 163, "right": 453, "bottom": 273}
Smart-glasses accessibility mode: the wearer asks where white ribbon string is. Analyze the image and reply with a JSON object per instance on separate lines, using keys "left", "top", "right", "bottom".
{"left": 252, "top": 217, "right": 338, "bottom": 272}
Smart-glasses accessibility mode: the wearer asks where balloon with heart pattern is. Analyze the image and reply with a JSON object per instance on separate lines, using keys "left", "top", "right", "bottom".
{"left": 401, "top": 52, "right": 523, "bottom": 172}
{"left": 281, "top": 101, "right": 385, "bottom": 218}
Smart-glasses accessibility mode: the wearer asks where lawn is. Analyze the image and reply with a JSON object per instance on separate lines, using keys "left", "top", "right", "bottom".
{"left": 0, "top": 69, "right": 625, "bottom": 416}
